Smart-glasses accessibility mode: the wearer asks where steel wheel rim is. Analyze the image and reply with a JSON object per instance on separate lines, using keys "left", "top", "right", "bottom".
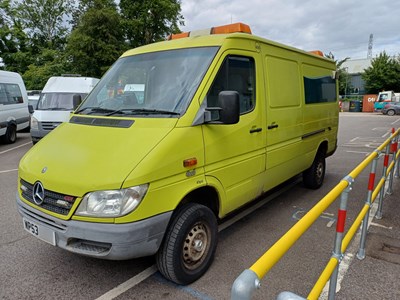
{"left": 316, "top": 162, "right": 324, "bottom": 181}
{"left": 182, "top": 222, "right": 210, "bottom": 270}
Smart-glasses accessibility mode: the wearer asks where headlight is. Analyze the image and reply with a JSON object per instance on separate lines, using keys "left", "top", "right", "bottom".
{"left": 30, "top": 116, "right": 38, "bottom": 130}
{"left": 75, "top": 184, "right": 148, "bottom": 217}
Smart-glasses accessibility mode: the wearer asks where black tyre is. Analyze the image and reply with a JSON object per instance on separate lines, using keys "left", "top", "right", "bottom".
{"left": 156, "top": 203, "right": 218, "bottom": 285}
{"left": 2, "top": 124, "right": 17, "bottom": 144}
{"left": 303, "top": 150, "right": 326, "bottom": 189}
{"left": 387, "top": 109, "right": 395, "bottom": 116}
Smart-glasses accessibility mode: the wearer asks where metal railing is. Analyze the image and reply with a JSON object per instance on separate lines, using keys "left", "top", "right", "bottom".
{"left": 231, "top": 128, "right": 400, "bottom": 300}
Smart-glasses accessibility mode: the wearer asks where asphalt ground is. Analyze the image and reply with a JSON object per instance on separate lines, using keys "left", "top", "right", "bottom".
{"left": 0, "top": 112, "right": 399, "bottom": 300}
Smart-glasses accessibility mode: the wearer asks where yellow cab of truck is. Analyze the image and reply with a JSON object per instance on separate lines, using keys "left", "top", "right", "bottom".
{"left": 17, "top": 23, "right": 338, "bottom": 285}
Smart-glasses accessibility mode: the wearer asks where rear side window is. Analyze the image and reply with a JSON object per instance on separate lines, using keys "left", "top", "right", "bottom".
{"left": 0, "top": 83, "right": 23, "bottom": 105}
{"left": 207, "top": 56, "right": 256, "bottom": 114}
{"left": 304, "top": 76, "right": 336, "bottom": 104}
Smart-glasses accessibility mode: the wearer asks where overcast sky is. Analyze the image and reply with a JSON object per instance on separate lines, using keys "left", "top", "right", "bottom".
{"left": 179, "top": 0, "right": 400, "bottom": 61}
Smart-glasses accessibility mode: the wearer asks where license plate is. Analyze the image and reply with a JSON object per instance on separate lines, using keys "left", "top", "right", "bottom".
{"left": 23, "top": 218, "right": 56, "bottom": 246}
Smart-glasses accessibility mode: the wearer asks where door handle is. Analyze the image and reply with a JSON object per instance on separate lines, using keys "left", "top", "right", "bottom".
{"left": 268, "top": 123, "right": 279, "bottom": 130}
{"left": 250, "top": 127, "right": 262, "bottom": 133}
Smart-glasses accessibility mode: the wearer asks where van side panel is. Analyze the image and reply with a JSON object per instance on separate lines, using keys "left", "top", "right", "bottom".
{"left": 262, "top": 44, "right": 337, "bottom": 192}
{"left": 263, "top": 47, "right": 305, "bottom": 191}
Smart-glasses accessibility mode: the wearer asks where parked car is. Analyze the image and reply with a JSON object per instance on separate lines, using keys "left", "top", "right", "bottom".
{"left": 382, "top": 102, "right": 400, "bottom": 116}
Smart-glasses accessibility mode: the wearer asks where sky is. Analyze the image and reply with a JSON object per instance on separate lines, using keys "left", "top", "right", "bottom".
{"left": 179, "top": 0, "right": 400, "bottom": 61}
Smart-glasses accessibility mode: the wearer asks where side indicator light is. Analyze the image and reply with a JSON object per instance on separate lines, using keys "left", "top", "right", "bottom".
{"left": 183, "top": 158, "right": 197, "bottom": 168}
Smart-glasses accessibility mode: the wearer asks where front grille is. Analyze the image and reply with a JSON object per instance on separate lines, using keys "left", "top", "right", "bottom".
{"left": 20, "top": 179, "right": 77, "bottom": 215}
{"left": 41, "top": 121, "right": 61, "bottom": 131}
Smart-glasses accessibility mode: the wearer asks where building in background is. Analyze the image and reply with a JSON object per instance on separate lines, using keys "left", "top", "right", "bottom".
{"left": 341, "top": 58, "right": 372, "bottom": 95}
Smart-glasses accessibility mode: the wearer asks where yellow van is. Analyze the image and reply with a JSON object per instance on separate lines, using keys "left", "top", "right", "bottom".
{"left": 17, "top": 23, "right": 338, "bottom": 284}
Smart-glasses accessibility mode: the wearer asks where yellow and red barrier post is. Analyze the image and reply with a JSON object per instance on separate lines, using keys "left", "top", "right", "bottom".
{"left": 357, "top": 152, "right": 379, "bottom": 260}
{"left": 376, "top": 141, "right": 391, "bottom": 219}
{"left": 387, "top": 128, "right": 398, "bottom": 194}
{"left": 327, "top": 176, "right": 353, "bottom": 300}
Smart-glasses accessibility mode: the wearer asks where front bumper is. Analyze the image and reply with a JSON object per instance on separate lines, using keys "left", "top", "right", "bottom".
{"left": 17, "top": 194, "right": 172, "bottom": 260}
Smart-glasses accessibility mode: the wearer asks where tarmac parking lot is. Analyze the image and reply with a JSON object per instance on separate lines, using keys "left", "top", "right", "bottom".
{"left": 1, "top": 112, "right": 399, "bottom": 300}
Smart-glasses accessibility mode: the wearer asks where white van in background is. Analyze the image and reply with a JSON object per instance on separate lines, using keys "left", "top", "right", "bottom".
{"left": 30, "top": 75, "right": 99, "bottom": 143}
{"left": 0, "top": 70, "right": 30, "bottom": 144}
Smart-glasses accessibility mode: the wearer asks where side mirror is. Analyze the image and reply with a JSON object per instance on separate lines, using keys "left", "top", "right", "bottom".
{"left": 218, "top": 91, "right": 240, "bottom": 124}
{"left": 72, "top": 94, "right": 82, "bottom": 109}
{"left": 28, "top": 105, "right": 34, "bottom": 114}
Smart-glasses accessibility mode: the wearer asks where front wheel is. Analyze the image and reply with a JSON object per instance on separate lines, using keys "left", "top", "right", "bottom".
{"left": 387, "top": 109, "right": 395, "bottom": 116}
{"left": 156, "top": 203, "right": 218, "bottom": 285}
{"left": 303, "top": 150, "right": 326, "bottom": 189}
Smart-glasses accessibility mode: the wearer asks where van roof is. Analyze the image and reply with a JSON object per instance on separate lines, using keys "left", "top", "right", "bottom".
{"left": 42, "top": 76, "right": 100, "bottom": 93}
{"left": 0, "top": 70, "right": 24, "bottom": 81}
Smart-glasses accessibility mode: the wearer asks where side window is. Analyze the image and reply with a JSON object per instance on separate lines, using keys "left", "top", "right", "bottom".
{"left": 6, "top": 84, "right": 24, "bottom": 104}
{"left": 0, "top": 83, "right": 23, "bottom": 105}
{"left": 0, "top": 84, "right": 7, "bottom": 104}
{"left": 304, "top": 76, "right": 336, "bottom": 104}
{"left": 207, "top": 55, "right": 255, "bottom": 114}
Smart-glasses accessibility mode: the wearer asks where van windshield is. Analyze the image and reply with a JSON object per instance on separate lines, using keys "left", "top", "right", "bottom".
{"left": 76, "top": 47, "right": 218, "bottom": 117}
{"left": 38, "top": 93, "right": 88, "bottom": 110}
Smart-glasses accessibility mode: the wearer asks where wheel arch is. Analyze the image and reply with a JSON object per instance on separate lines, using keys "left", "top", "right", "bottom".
{"left": 175, "top": 186, "right": 220, "bottom": 220}
{"left": 7, "top": 119, "right": 17, "bottom": 127}
{"left": 318, "top": 140, "right": 328, "bottom": 157}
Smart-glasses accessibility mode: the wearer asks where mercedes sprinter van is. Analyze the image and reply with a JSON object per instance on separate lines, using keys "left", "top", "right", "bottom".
{"left": 17, "top": 23, "right": 338, "bottom": 284}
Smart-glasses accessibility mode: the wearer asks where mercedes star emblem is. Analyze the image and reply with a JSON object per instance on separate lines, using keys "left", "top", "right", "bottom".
{"left": 32, "top": 182, "right": 45, "bottom": 205}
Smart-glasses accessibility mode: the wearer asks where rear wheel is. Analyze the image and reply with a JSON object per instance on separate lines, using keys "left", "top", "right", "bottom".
{"left": 156, "top": 203, "right": 218, "bottom": 285}
{"left": 303, "top": 150, "right": 326, "bottom": 189}
{"left": 2, "top": 124, "right": 17, "bottom": 144}
{"left": 387, "top": 109, "right": 395, "bottom": 116}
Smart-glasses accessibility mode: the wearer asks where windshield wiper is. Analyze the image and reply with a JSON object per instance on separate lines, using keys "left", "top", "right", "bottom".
{"left": 106, "top": 108, "right": 181, "bottom": 116}
{"left": 75, "top": 107, "right": 116, "bottom": 114}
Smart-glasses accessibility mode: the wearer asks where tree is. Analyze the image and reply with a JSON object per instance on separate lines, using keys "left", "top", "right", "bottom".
{"left": 362, "top": 51, "right": 400, "bottom": 93}
{"left": 15, "top": 0, "right": 74, "bottom": 50}
{"left": 0, "top": 1, "right": 32, "bottom": 72}
{"left": 1, "top": 0, "right": 74, "bottom": 87}
{"left": 119, "top": 0, "right": 184, "bottom": 48}
{"left": 66, "top": 0, "right": 125, "bottom": 78}
{"left": 23, "top": 49, "right": 68, "bottom": 89}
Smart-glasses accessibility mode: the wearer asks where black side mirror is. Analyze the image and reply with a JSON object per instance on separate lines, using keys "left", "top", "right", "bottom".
{"left": 218, "top": 91, "right": 240, "bottom": 124}
{"left": 28, "top": 105, "right": 34, "bottom": 114}
{"left": 72, "top": 94, "right": 82, "bottom": 109}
